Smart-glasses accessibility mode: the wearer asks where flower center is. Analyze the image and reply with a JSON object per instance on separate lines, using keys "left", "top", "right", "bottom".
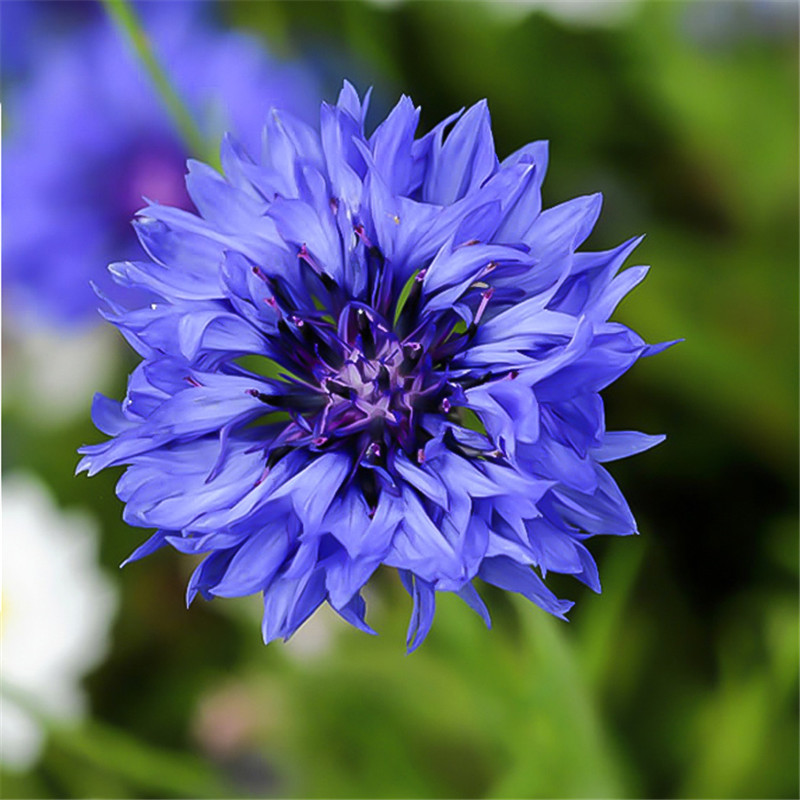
{"left": 244, "top": 235, "right": 503, "bottom": 486}
{"left": 305, "top": 307, "right": 450, "bottom": 453}
{"left": 244, "top": 283, "right": 457, "bottom": 468}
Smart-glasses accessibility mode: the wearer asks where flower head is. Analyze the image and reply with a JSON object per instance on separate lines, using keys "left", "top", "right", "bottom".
{"left": 79, "top": 82, "right": 672, "bottom": 651}
{"left": 2, "top": 2, "right": 319, "bottom": 328}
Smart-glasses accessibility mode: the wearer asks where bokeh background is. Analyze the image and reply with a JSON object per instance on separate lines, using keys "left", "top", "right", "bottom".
{"left": 1, "top": 0, "right": 797, "bottom": 797}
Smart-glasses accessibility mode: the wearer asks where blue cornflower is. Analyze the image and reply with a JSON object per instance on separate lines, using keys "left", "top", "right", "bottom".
{"left": 78, "top": 82, "right": 673, "bottom": 651}
{"left": 2, "top": 1, "right": 319, "bottom": 329}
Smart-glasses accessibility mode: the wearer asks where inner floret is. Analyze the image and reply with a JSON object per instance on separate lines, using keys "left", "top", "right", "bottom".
{"left": 240, "top": 224, "right": 509, "bottom": 489}
{"left": 252, "top": 302, "right": 454, "bottom": 464}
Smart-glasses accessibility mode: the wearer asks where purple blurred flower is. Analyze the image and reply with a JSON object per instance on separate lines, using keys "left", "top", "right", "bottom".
{"left": 78, "top": 82, "right": 672, "bottom": 651}
{"left": 2, "top": 1, "right": 319, "bottom": 328}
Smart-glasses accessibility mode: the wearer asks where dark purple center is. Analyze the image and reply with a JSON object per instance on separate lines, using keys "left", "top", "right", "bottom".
{"left": 240, "top": 233, "right": 507, "bottom": 505}
{"left": 252, "top": 302, "right": 453, "bottom": 463}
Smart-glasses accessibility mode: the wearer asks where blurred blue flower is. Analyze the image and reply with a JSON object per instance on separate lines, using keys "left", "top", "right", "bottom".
{"left": 78, "top": 82, "right": 672, "bottom": 651}
{"left": 2, "top": 1, "right": 319, "bottom": 329}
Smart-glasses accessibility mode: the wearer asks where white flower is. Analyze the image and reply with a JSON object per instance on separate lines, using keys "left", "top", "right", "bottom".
{"left": 1, "top": 473, "right": 117, "bottom": 770}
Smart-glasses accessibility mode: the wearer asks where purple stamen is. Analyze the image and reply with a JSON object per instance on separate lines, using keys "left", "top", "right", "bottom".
{"left": 473, "top": 287, "right": 495, "bottom": 327}
{"left": 297, "top": 244, "right": 321, "bottom": 273}
{"left": 264, "top": 296, "right": 280, "bottom": 316}
{"left": 354, "top": 224, "right": 372, "bottom": 248}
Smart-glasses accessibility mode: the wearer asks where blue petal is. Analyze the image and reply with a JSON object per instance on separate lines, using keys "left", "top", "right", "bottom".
{"left": 401, "top": 572, "right": 437, "bottom": 653}
{"left": 523, "top": 193, "right": 603, "bottom": 256}
{"left": 327, "top": 489, "right": 405, "bottom": 559}
{"left": 324, "top": 548, "right": 382, "bottom": 610}
{"left": 368, "top": 94, "right": 421, "bottom": 194}
{"left": 525, "top": 517, "right": 585, "bottom": 577}
{"left": 185, "top": 159, "right": 268, "bottom": 231}
{"left": 467, "top": 376, "right": 540, "bottom": 455}
{"left": 551, "top": 236, "right": 644, "bottom": 316}
{"left": 336, "top": 80, "right": 371, "bottom": 127}
{"left": 384, "top": 489, "right": 462, "bottom": 583}
{"left": 589, "top": 265, "right": 650, "bottom": 323}
{"left": 268, "top": 197, "right": 344, "bottom": 284}
{"left": 117, "top": 440, "right": 268, "bottom": 530}
{"left": 320, "top": 101, "right": 366, "bottom": 209}
{"left": 549, "top": 465, "right": 637, "bottom": 537}
{"left": 591, "top": 431, "right": 666, "bottom": 463}
{"left": 208, "top": 522, "right": 290, "bottom": 598}
{"left": 186, "top": 550, "right": 236, "bottom": 606}
{"left": 392, "top": 451, "right": 449, "bottom": 509}
{"left": 534, "top": 323, "right": 647, "bottom": 400}
{"left": 91, "top": 393, "right": 135, "bottom": 436}
{"left": 573, "top": 542, "right": 602, "bottom": 593}
{"left": 334, "top": 592, "right": 378, "bottom": 635}
{"left": 478, "top": 556, "right": 573, "bottom": 619}
{"left": 267, "top": 452, "right": 351, "bottom": 534}
{"left": 120, "top": 530, "right": 168, "bottom": 567}
{"left": 363, "top": 167, "right": 442, "bottom": 279}
{"left": 261, "top": 553, "right": 327, "bottom": 643}
{"left": 261, "top": 108, "right": 324, "bottom": 197}
{"left": 164, "top": 530, "right": 247, "bottom": 554}
{"left": 494, "top": 142, "right": 549, "bottom": 243}
{"left": 423, "top": 100, "right": 498, "bottom": 205}
{"left": 423, "top": 241, "right": 528, "bottom": 296}
{"left": 456, "top": 582, "right": 492, "bottom": 629}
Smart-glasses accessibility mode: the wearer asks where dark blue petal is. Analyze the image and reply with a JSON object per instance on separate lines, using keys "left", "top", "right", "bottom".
{"left": 403, "top": 573, "right": 437, "bottom": 653}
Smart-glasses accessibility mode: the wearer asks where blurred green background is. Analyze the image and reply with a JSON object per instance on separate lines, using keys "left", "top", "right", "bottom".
{"left": 2, "top": 0, "right": 798, "bottom": 797}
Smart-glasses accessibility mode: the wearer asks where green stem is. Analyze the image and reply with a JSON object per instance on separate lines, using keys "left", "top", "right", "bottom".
{"left": 101, "top": 0, "right": 211, "bottom": 163}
